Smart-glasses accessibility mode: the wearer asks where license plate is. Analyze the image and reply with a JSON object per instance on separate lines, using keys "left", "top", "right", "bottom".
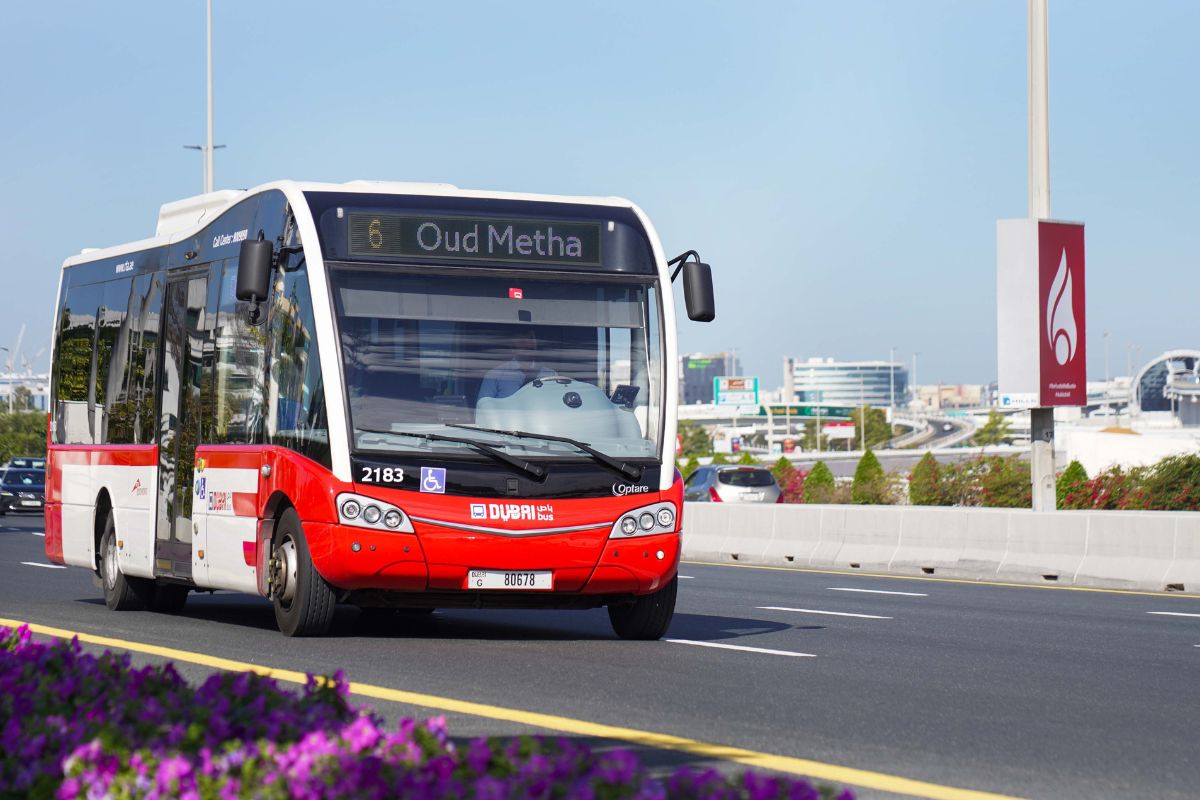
{"left": 742, "top": 492, "right": 763, "bottom": 501}
{"left": 467, "top": 570, "right": 553, "bottom": 590}
{"left": 19, "top": 500, "right": 40, "bottom": 507}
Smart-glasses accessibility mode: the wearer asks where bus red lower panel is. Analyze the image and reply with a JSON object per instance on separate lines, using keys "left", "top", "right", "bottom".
{"left": 305, "top": 523, "right": 429, "bottom": 590}
{"left": 44, "top": 504, "right": 64, "bottom": 565}
{"left": 582, "top": 532, "right": 680, "bottom": 594}
{"left": 417, "top": 523, "right": 609, "bottom": 592}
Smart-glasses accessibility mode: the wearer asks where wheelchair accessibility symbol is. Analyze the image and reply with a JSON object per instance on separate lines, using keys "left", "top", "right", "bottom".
{"left": 420, "top": 467, "right": 446, "bottom": 494}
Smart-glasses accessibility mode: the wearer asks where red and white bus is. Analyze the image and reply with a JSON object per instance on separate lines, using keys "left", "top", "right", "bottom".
{"left": 45, "top": 180, "right": 714, "bottom": 637}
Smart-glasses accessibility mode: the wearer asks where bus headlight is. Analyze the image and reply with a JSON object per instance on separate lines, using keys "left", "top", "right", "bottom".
{"left": 610, "top": 502, "right": 678, "bottom": 539}
{"left": 336, "top": 493, "right": 413, "bottom": 533}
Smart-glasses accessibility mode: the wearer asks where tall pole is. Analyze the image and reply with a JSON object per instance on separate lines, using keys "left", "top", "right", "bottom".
{"left": 859, "top": 373, "right": 866, "bottom": 453}
{"left": 889, "top": 346, "right": 896, "bottom": 419}
{"left": 1028, "top": 0, "right": 1055, "bottom": 512}
{"left": 912, "top": 352, "right": 919, "bottom": 408}
{"left": 205, "top": 0, "right": 215, "bottom": 193}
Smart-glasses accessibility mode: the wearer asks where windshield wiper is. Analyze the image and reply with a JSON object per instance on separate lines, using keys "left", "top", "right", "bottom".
{"left": 445, "top": 424, "right": 644, "bottom": 482}
{"left": 355, "top": 429, "right": 546, "bottom": 480}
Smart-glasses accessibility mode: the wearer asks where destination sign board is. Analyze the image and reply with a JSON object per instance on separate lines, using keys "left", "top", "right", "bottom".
{"left": 348, "top": 214, "right": 602, "bottom": 266}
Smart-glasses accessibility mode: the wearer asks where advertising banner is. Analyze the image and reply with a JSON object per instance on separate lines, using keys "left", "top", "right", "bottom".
{"left": 997, "top": 219, "right": 1086, "bottom": 408}
{"left": 1038, "top": 221, "right": 1086, "bottom": 406}
{"left": 714, "top": 376, "right": 759, "bottom": 407}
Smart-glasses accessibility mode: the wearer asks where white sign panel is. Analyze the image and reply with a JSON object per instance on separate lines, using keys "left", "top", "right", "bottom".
{"left": 714, "top": 376, "right": 759, "bottom": 407}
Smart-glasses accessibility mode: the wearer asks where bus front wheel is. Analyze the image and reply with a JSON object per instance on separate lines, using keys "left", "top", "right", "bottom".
{"left": 608, "top": 577, "right": 677, "bottom": 640}
{"left": 271, "top": 508, "right": 336, "bottom": 637}
{"left": 99, "top": 514, "right": 154, "bottom": 611}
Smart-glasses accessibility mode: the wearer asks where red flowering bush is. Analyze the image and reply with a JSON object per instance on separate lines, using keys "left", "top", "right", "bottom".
{"left": 0, "top": 626, "right": 853, "bottom": 799}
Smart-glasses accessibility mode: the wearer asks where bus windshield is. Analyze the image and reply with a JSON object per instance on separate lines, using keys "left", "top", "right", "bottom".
{"left": 330, "top": 268, "right": 663, "bottom": 461}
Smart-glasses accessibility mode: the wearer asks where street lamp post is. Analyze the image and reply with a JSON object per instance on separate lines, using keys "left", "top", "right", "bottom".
{"left": 184, "top": 0, "right": 225, "bottom": 194}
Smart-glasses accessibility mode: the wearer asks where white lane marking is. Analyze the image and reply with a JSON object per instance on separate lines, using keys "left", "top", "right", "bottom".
{"left": 21, "top": 561, "right": 66, "bottom": 570}
{"left": 828, "top": 587, "right": 927, "bottom": 597}
{"left": 665, "top": 639, "right": 816, "bottom": 658}
{"left": 30, "top": 532, "right": 45, "bottom": 537}
{"left": 678, "top": 575, "right": 695, "bottom": 580}
{"left": 1146, "top": 612, "right": 1200, "bottom": 618}
{"left": 758, "top": 606, "right": 893, "bottom": 620}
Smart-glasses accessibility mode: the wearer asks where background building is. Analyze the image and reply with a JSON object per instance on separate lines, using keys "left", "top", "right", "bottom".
{"left": 783, "top": 358, "right": 908, "bottom": 408}
{"left": 679, "top": 352, "right": 740, "bottom": 405}
{"left": 914, "top": 384, "right": 985, "bottom": 411}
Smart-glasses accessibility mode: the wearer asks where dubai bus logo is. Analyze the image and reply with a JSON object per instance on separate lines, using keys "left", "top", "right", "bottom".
{"left": 1046, "top": 249, "right": 1078, "bottom": 366}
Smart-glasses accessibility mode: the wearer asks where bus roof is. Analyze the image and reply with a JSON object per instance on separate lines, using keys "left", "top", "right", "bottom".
{"left": 65, "top": 180, "right": 641, "bottom": 269}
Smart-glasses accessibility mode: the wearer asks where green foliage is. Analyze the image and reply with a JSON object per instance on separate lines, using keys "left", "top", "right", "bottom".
{"left": 0, "top": 412, "right": 46, "bottom": 464}
{"left": 908, "top": 452, "right": 948, "bottom": 506}
{"left": 800, "top": 420, "right": 828, "bottom": 452}
{"left": 849, "top": 406, "right": 892, "bottom": 449}
{"left": 804, "top": 461, "right": 836, "bottom": 504}
{"left": 710, "top": 452, "right": 730, "bottom": 465}
{"left": 1141, "top": 454, "right": 1200, "bottom": 510}
{"left": 972, "top": 411, "right": 1014, "bottom": 446}
{"left": 978, "top": 456, "right": 1031, "bottom": 508}
{"left": 851, "top": 449, "right": 894, "bottom": 504}
{"left": 681, "top": 456, "right": 700, "bottom": 480}
{"left": 1057, "top": 460, "right": 1088, "bottom": 509}
{"left": 736, "top": 450, "right": 757, "bottom": 465}
{"left": 770, "top": 456, "right": 796, "bottom": 488}
{"left": 677, "top": 420, "right": 711, "bottom": 457}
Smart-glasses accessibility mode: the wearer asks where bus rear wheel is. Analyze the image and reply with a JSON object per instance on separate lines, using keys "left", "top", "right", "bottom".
{"left": 271, "top": 508, "right": 336, "bottom": 637}
{"left": 608, "top": 576, "right": 677, "bottom": 640}
{"left": 99, "top": 514, "right": 154, "bottom": 611}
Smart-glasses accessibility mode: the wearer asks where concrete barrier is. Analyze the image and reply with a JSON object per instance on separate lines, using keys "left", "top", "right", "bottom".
{"left": 762, "top": 505, "right": 824, "bottom": 565}
{"left": 1073, "top": 513, "right": 1175, "bottom": 590}
{"left": 889, "top": 507, "right": 967, "bottom": 576}
{"left": 1163, "top": 515, "right": 1200, "bottom": 592}
{"left": 951, "top": 508, "right": 1010, "bottom": 579}
{"left": 997, "top": 511, "right": 1088, "bottom": 584}
{"left": 681, "top": 502, "right": 1200, "bottom": 595}
{"left": 831, "top": 506, "right": 902, "bottom": 571}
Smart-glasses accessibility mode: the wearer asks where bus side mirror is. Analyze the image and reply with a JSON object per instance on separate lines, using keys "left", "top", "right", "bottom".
{"left": 682, "top": 261, "right": 715, "bottom": 322}
{"left": 236, "top": 239, "right": 273, "bottom": 302}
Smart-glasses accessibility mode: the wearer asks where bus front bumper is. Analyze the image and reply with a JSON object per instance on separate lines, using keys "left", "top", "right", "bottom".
{"left": 304, "top": 520, "right": 680, "bottom": 598}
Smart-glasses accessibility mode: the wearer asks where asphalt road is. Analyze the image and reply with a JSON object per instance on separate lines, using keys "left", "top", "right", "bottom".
{"left": 3, "top": 512, "right": 1199, "bottom": 799}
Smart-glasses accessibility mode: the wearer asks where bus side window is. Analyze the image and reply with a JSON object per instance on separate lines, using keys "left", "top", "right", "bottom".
{"left": 265, "top": 256, "right": 330, "bottom": 467}
{"left": 53, "top": 282, "right": 104, "bottom": 444}
{"left": 211, "top": 260, "right": 266, "bottom": 444}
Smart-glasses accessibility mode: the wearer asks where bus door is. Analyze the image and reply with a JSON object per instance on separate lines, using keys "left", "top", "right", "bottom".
{"left": 155, "top": 272, "right": 209, "bottom": 578}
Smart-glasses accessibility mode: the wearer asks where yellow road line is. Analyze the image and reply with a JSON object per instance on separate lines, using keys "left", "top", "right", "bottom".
{"left": 682, "top": 560, "right": 1200, "bottom": 599}
{"left": 0, "top": 616, "right": 1021, "bottom": 800}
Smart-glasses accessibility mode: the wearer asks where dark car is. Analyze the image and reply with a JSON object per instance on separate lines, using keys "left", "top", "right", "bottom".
{"left": 0, "top": 468, "right": 45, "bottom": 514}
{"left": 7, "top": 457, "right": 45, "bottom": 469}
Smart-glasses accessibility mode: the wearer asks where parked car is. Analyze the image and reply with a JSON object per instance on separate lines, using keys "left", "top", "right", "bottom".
{"left": 6, "top": 457, "right": 45, "bottom": 469}
{"left": 683, "top": 465, "right": 782, "bottom": 503}
{"left": 0, "top": 468, "right": 45, "bottom": 514}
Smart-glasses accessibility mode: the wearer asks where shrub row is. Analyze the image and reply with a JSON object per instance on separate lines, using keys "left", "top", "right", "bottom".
{"left": 0, "top": 626, "right": 852, "bottom": 799}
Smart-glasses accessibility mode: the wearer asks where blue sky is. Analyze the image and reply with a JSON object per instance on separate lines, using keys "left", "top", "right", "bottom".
{"left": 2, "top": 1, "right": 1197, "bottom": 389}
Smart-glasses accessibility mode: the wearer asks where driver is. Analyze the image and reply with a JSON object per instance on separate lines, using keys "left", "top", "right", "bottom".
{"left": 477, "top": 327, "right": 556, "bottom": 402}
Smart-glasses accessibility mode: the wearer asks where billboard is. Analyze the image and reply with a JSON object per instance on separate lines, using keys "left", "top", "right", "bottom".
{"left": 713, "top": 376, "right": 759, "bottom": 407}
{"left": 997, "top": 219, "right": 1086, "bottom": 408}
